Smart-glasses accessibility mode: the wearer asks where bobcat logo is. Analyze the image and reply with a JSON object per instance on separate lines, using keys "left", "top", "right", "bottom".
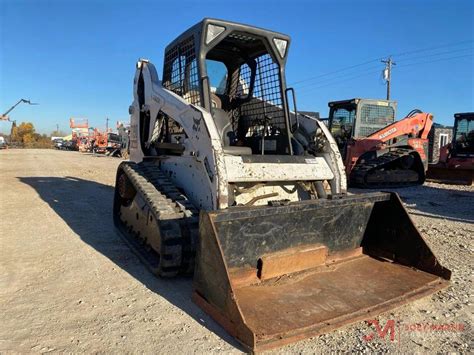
{"left": 192, "top": 116, "right": 201, "bottom": 132}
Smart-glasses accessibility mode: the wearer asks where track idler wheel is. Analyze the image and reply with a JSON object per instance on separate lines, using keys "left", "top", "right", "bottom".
{"left": 117, "top": 172, "right": 136, "bottom": 200}
{"left": 399, "top": 153, "right": 415, "bottom": 169}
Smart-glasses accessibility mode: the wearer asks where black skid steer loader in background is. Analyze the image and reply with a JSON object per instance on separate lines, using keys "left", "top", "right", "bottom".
{"left": 113, "top": 18, "right": 450, "bottom": 352}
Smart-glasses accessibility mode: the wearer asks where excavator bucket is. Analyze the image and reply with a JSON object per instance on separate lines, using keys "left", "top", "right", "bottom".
{"left": 192, "top": 192, "right": 450, "bottom": 352}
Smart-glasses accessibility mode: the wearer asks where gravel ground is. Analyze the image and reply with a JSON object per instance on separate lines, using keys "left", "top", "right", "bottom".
{"left": 0, "top": 149, "right": 472, "bottom": 353}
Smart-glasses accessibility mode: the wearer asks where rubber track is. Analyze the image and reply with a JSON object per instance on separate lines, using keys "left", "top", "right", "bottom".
{"left": 350, "top": 148, "right": 421, "bottom": 188}
{"left": 119, "top": 161, "right": 199, "bottom": 276}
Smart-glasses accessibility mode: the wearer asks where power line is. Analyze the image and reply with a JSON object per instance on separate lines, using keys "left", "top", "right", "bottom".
{"left": 379, "top": 47, "right": 471, "bottom": 99}
{"left": 295, "top": 53, "right": 472, "bottom": 97}
{"left": 288, "top": 39, "right": 473, "bottom": 89}
{"left": 293, "top": 65, "right": 381, "bottom": 90}
{"left": 396, "top": 46, "right": 473, "bottom": 63}
{"left": 396, "top": 53, "right": 473, "bottom": 68}
{"left": 289, "top": 58, "right": 382, "bottom": 86}
{"left": 391, "top": 39, "right": 474, "bottom": 58}
{"left": 297, "top": 69, "right": 381, "bottom": 97}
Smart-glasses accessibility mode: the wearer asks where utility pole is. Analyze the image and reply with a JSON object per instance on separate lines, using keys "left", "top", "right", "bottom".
{"left": 381, "top": 57, "right": 396, "bottom": 100}
{"left": 56, "top": 124, "right": 59, "bottom": 134}
{"left": 106, "top": 117, "right": 109, "bottom": 132}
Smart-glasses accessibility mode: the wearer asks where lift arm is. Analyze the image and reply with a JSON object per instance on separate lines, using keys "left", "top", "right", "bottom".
{"left": 366, "top": 112, "right": 433, "bottom": 144}
{"left": 1, "top": 99, "right": 38, "bottom": 121}
{"left": 344, "top": 112, "right": 433, "bottom": 175}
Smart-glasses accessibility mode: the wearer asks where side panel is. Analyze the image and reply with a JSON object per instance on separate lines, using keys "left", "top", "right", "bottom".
{"left": 408, "top": 138, "right": 429, "bottom": 170}
{"left": 160, "top": 156, "right": 216, "bottom": 210}
{"left": 292, "top": 114, "right": 347, "bottom": 193}
{"left": 315, "top": 118, "right": 347, "bottom": 192}
{"left": 128, "top": 60, "right": 227, "bottom": 210}
{"left": 129, "top": 68, "right": 144, "bottom": 163}
{"left": 224, "top": 156, "right": 334, "bottom": 182}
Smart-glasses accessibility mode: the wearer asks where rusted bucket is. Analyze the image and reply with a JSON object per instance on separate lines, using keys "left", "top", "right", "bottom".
{"left": 192, "top": 192, "right": 450, "bottom": 352}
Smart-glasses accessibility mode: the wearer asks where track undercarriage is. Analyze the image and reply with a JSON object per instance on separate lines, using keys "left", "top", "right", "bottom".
{"left": 113, "top": 161, "right": 198, "bottom": 276}
{"left": 350, "top": 148, "right": 425, "bottom": 188}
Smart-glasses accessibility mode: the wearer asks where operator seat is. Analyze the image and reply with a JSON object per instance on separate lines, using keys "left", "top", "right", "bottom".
{"left": 211, "top": 108, "right": 252, "bottom": 155}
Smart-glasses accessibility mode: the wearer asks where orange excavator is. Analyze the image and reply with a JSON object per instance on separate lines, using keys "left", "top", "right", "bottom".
{"left": 328, "top": 98, "right": 433, "bottom": 188}
{"left": 427, "top": 112, "right": 473, "bottom": 185}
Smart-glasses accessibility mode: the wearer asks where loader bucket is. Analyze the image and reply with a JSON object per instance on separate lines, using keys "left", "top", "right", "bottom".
{"left": 426, "top": 165, "right": 473, "bottom": 185}
{"left": 192, "top": 192, "right": 450, "bottom": 352}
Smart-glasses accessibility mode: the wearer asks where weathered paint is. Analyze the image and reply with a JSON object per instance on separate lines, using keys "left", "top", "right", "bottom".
{"left": 224, "top": 156, "right": 334, "bottom": 182}
{"left": 193, "top": 192, "right": 451, "bottom": 352}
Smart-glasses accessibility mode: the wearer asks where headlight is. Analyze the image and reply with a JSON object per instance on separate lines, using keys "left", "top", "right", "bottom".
{"left": 206, "top": 24, "right": 225, "bottom": 45}
{"left": 273, "top": 38, "right": 288, "bottom": 58}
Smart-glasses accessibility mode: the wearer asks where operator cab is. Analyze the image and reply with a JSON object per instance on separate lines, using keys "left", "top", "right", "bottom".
{"left": 452, "top": 112, "right": 474, "bottom": 157}
{"left": 328, "top": 98, "right": 396, "bottom": 158}
{"left": 107, "top": 133, "right": 121, "bottom": 144}
{"left": 161, "top": 19, "right": 295, "bottom": 156}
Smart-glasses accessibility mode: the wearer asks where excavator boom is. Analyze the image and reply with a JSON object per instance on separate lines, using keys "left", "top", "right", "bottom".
{"left": 366, "top": 111, "right": 433, "bottom": 142}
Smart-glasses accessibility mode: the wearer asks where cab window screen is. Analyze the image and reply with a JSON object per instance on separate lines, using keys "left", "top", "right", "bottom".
{"left": 358, "top": 104, "right": 395, "bottom": 137}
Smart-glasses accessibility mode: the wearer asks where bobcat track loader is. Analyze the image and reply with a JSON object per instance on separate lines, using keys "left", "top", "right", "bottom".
{"left": 113, "top": 19, "right": 450, "bottom": 352}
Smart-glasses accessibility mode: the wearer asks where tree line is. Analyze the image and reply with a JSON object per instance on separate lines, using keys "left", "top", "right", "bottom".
{"left": 7, "top": 122, "right": 55, "bottom": 148}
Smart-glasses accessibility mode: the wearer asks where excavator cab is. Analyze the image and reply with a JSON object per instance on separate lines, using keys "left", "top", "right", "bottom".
{"left": 427, "top": 112, "right": 473, "bottom": 185}
{"left": 452, "top": 112, "right": 474, "bottom": 158}
{"left": 328, "top": 98, "right": 397, "bottom": 158}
